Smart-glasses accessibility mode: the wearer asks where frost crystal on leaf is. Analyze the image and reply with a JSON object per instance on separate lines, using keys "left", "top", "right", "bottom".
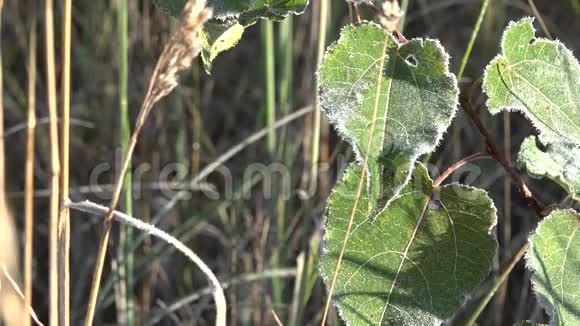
{"left": 483, "top": 17, "right": 580, "bottom": 145}
{"left": 526, "top": 209, "right": 580, "bottom": 325}
{"left": 318, "top": 23, "right": 458, "bottom": 212}
{"left": 320, "top": 163, "right": 497, "bottom": 325}
{"left": 518, "top": 136, "right": 580, "bottom": 201}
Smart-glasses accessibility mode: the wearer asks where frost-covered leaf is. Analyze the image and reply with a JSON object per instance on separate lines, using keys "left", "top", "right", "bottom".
{"left": 518, "top": 136, "right": 580, "bottom": 201}
{"left": 153, "top": 0, "right": 308, "bottom": 72}
{"left": 153, "top": 0, "right": 308, "bottom": 23}
{"left": 320, "top": 163, "right": 497, "bottom": 325}
{"left": 200, "top": 22, "right": 245, "bottom": 74}
{"left": 483, "top": 18, "right": 580, "bottom": 144}
{"left": 318, "top": 23, "right": 458, "bottom": 211}
{"left": 526, "top": 209, "right": 580, "bottom": 325}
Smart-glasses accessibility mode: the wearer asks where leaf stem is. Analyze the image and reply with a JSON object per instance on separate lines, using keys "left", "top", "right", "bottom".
{"left": 433, "top": 152, "right": 490, "bottom": 187}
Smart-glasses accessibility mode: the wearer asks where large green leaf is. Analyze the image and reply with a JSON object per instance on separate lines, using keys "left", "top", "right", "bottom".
{"left": 154, "top": 0, "right": 308, "bottom": 23}
{"left": 153, "top": 0, "right": 308, "bottom": 73}
{"left": 526, "top": 209, "right": 580, "bottom": 325}
{"left": 320, "top": 163, "right": 497, "bottom": 325}
{"left": 318, "top": 23, "right": 458, "bottom": 211}
{"left": 483, "top": 18, "right": 580, "bottom": 144}
{"left": 518, "top": 136, "right": 580, "bottom": 201}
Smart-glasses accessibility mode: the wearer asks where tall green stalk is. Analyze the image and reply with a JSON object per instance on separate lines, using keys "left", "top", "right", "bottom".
{"left": 310, "top": 0, "right": 328, "bottom": 198}
{"left": 262, "top": 20, "right": 276, "bottom": 155}
{"left": 279, "top": 17, "right": 292, "bottom": 118}
{"left": 454, "top": 0, "right": 490, "bottom": 162}
{"left": 270, "top": 14, "right": 294, "bottom": 310}
{"left": 118, "top": 0, "right": 134, "bottom": 323}
{"left": 457, "top": 0, "right": 490, "bottom": 82}
{"left": 399, "top": 0, "right": 410, "bottom": 32}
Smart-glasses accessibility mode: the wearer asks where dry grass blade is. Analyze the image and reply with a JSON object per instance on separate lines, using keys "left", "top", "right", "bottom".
{"left": 59, "top": 0, "right": 73, "bottom": 324}
{"left": 43, "top": 0, "right": 61, "bottom": 323}
{"left": 1, "top": 264, "right": 44, "bottom": 326}
{"left": 83, "top": 1, "right": 212, "bottom": 325}
{"left": 67, "top": 200, "right": 226, "bottom": 326}
{"left": 0, "top": 0, "right": 4, "bottom": 200}
{"left": 24, "top": 11, "right": 38, "bottom": 326}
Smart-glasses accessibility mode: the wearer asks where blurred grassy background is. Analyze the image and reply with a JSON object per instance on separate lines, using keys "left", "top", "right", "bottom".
{"left": 1, "top": 0, "right": 580, "bottom": 324}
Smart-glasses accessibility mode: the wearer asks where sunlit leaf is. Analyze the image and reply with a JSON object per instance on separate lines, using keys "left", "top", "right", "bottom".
{"left": 483, "top": 17, "right": 580, "bottom": 144}
{"left": 153, "top": 0, "right": 308, "bottom": 72}
{"left": 518, "top": 136, "right": 580, "bottom": 201}
{"left": 200, "top": 22, "right": 245, "bottom": 74}
{"left": 320, "top": 163, "right": 497, "bottom": 325}
{"left": 526, "top": 209, "right": 580, "bottom": 325}
{"left": 318, "top": 23, "right": 458, "bottom": 211}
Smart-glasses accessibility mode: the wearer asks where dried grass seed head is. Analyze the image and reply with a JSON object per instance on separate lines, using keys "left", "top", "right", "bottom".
{"left": 379, "top": 0, "right": 402, "bottom": 32}
{"left": 147, "top": 0, "right": 212, "bottom": 106}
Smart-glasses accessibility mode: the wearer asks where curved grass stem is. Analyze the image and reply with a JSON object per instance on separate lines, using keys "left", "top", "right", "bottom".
{"left": 67, "top": 200, "right": 227, "bottom": 326}
{"left": 466, "top": 242, "right": 529, "bottom": 325}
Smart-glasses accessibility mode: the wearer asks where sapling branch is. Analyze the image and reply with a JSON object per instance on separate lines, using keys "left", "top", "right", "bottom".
{"left": 459, "top": 93, "right": 544, "bottom": 217}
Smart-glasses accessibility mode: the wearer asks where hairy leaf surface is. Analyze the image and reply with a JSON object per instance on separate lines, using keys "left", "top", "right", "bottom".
{"left": 526, "top": 209, "right": 580, "bottom": 325}
{"left": 518, "top": 136, "right": 580, "bottom": 201}
{"left": 483, "top": 18, "right": 580, "bottom": 144}
{"left": 320, "top": 163, "right": 497, "bottom": 325}
{"left": 154, "top": 0, "right": 308, "bottom": 22}
{"left": 318, "top": 23, "right": 458, "bottom": 211}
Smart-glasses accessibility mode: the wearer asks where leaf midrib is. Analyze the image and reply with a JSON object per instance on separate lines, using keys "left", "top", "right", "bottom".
{"left": 510, "top": 69, "right": 580, "bottom": 134}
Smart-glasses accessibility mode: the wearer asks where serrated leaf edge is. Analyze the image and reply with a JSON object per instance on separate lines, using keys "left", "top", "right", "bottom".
{"left": 482, "top": 17, "right": 580, "bottom": 144}
{"left": 321, "top": 163, "right": 498, "bottom": 325}
{"left": 316, "top": 22, "right": 459, "bottom": 214}
{"left": 517, "top": 136, "right": 580, "bottom": 201}
{"left": 525, "top": 209, "right": 580, "bottom": 326}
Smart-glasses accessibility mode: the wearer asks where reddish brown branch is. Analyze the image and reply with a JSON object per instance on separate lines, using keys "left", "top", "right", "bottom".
{"left": 433, "top": 152, "right": 490, "bottom": 187}
{"left": 459, "top": 93, "right": 544, "bottom": 217}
